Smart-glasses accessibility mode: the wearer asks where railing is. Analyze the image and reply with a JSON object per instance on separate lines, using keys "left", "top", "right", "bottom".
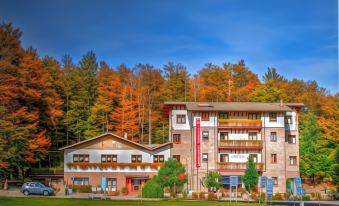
{"left": 66, "top": 162, "right": 164, "bottom": 170}
{"left": 218, "top": 140, "right": 262, "bottom": 148}
{"left": 218, "top": 119, "right": 262, "bottom": 129}
{"left": 217, "top": 162, "right": 263, "bottom": 171}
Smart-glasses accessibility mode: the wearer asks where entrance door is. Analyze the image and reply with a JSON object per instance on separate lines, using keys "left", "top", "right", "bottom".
{"left": 107, "top": 178, "right": 117, "bottom": 191}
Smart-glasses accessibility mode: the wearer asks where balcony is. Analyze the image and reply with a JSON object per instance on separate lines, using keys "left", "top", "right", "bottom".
{"left": 66, "top": 162, "right": 164, "bottom": 170}
{"left": 218, "top": 119, "right": 262, "bottom": 129}
{"left": 217, "top": 162, "right": 263, "bottom": 172}
{"left": 218, "top": 140, "right": 262, "bottom": 150}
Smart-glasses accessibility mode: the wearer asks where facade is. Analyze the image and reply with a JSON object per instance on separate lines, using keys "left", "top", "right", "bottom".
{"left": 163, "top": 101, "right": 304, "bottom": 193}
{"left": 59, "top": 133, "right": 171, "bottom": 194}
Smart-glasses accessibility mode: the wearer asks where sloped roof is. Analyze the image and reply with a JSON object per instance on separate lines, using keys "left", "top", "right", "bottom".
{"left": 59, "top": 132, "right": 171, "bottom": 151}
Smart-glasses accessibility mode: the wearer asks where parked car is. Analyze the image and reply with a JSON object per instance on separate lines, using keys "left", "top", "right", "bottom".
{"left": 21, "top": 182, "right": 54, "bottom": 196}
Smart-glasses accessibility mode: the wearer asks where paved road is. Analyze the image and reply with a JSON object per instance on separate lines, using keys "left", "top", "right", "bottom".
{"left": 268, "top": 201, "right": 339, "bottom": 206}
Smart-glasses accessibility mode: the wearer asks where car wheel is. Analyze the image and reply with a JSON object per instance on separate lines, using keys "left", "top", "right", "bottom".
{"left": 43, "top": 190, "right": 49, "bottom": 196}
{"left": 23, "top": 190, "right": 29, "bottom": 196}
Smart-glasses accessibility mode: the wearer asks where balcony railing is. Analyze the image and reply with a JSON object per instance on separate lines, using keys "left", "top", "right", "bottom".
{"left": 217, "top": 162, "right": 263, "bottom": 171}
{"left": 218, "top": 140, "right": 262, "bottom": 149}
{"left": 218, "top": 119, "right": 262, "bottom": 129}
{"left": 66, "top": 162, "right": 164, "bottom": 170}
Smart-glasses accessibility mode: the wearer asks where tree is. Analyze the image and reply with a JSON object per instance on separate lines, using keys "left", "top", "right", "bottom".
{"left": 203, "top": 171, "right": 222, "bottom": 192}
{"left": 242, "top": 156, "right": 259, "bottom": 192}
{"left": 263, "top": 67, "right": 286, "bottom": 83}
{"left": 157, "top": 158, "right": 187, "bottom": 193}
{"left": 330, "top": 146, "right": 339, "bottom": 185}
{"left": 249, "top": 81, "right": 283, "bottom": 102}
{"left": 141, "top": 175, "right": 164, "bottom": 198}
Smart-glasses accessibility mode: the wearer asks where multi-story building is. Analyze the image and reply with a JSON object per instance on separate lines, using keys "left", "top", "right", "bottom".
{"left": 163, "top": 101, "right": 304, "bottom": 193}
{"left": 59, "top": 133, "right": 171, "bottom": 194}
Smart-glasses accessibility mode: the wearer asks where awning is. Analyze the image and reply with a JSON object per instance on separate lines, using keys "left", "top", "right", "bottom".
{"left": 125, "top": 176, "right": 149, "bottom": 180}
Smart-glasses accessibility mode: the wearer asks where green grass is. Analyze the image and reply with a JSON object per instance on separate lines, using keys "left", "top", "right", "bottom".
{"left": 0, "top": 197, "right": 264, "bottom": 206}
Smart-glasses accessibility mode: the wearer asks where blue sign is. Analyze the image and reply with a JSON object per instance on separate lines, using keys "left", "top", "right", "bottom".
{"left": 295, "top": 178, "right": 303, "bottom": 196}
{"left": 230, "top": 176, "right": 238, "bottom": 186}
{"left": 290, "top": 181, "right": 294, "bottom": 193}
{"left": 222, "top": 176, "right": 230, "bottom": 185}
{"left": 261, "top": 176, "right": 267, "bottom": 188}
{"left": 101, "top": 176, "right": 106, "bottom": 191}
{"left": 267, "top": 178, "right": 273, "bottom": 196}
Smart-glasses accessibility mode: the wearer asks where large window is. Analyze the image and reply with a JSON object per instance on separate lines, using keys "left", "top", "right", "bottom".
{"left": 271, "top": 154, "right": 277, "bottom": 163}
{"left": 269, "top": 113, "right": 277, "bottom": 122}
{"left": 173, "top": 155, "right": 180, "bottom": 161}
{"left": 288, "top": 135, "right": 296, "bottom": 144}
{"left": 289, "top": 156, "right": 297, "bottom": 165}
{"left": 272, "top": 177, "right": 278, "bottom": 186}
{"left": 220, "top": 154, "right": 229, "bottom": 162}
{"left": 153, "top": 155, "right": 164, "bottom": 163}
{"left": 220, "top": 132, "right": 228, "bottom": 141}
{"left": 131, "top": 155, "right": 142, "bottom": 163}
{"left": 173, "top": 134, "right": 181, "bottom": 144}
{"left": 73, "top": 154, "right": 89, "bottom": 163}
{"left": 248, "top": 113, "right": 259, "bottom": 120}
{"left": 106, "top": 178, "right": 117, "bottom": 191}
{"left": 202, "top": 112, "right": 209, "bottom": 121}
{"left": 219, "top": 112, "right": 229, "bottom": 119}
{"left": 285, "top": 116, "right": 292, "bottom": 124}
{"left": 270, "top": 132, "right": 277, "bottom": 142}
{"left": 176, "top": 115, "right": 186, "bottom": 124}
{"left": 73, "top": 177, "right": 89, "bottom": 185}
{"left": 248, "top": 132, "right": 257, "bottom": 140}
{"left": 101, "top": 154, "right": 117, "bottom": 163}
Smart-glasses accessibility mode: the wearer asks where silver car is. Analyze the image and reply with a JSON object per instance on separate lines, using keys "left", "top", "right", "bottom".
{"left": 21, "top": 182, "right": 54, "bottom": 196}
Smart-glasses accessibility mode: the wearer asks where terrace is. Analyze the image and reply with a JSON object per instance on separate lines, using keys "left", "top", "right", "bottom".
{"left": 218, "top": 119, "right": 262, "bottom": 130}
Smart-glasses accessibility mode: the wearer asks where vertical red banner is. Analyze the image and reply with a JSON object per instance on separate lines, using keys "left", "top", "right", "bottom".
{"left": 196, "top": 118, "right": 201, "bottom": 168}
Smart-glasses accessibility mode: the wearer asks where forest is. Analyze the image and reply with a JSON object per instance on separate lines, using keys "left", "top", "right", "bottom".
{"left": 0, "top": 22, "right": 338, "bottom": 183}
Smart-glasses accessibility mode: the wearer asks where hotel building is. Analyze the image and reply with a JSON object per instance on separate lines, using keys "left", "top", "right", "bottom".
{"left": 163, "top": 101, "right": 303, "bottom": 193}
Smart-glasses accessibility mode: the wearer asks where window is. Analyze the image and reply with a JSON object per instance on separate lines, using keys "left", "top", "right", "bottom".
{"left": 202, "top": 112, "right": 209, "bottom": 121}
{"left": 220, "top": 132, "right": 228, "bottom": 141}
{"left": 271, "top": 154, "right": 277, "bottom": 163}
{"left": 285, "top": 116, "right": 292, "bottom": 124}
{"left": 202, "top": 131, "right": 209, "bottom": 140}
{"left": 272, "top": 177, "right": 278, "bottom": 186}
{"left": 288, "top": 135, "right": 296, "bottom": 144}
{"left": 154, "top": 155, "right": 164, "bottom": 163}
{"left": 269, "top": 113, "right": 277, "bottom": 122}
{"left": 73, "top": 154, "right": 89, "bottom": 162}
{"left": 220, "top": 154, "right": 229, "bottom": 162}
{"left": 219, "top": 112, "right": 229, "bottom": 119}
{"left": 248, "top": 132, "right": 257, "bottom": 140}
{"left": 133, "top": 179, "right": 139, "bottom": 191}
{"left": 202, "top": 153, "right": 208, "bottom": 162}
{"left": 270, "top": 132, "right": 277, "bottom": 142}
{"left": 173, "top": 134, "right": 181, "bottom": 144}
{"left": 73, "top": 177, "right": 89, "bottom": 185}
{"left": 101, "top": 154, "right": 117, "bottom": 163}
{"left": 248, "top": 113, "right": 259, "bottom": 120}
{"left": 106, "top": 178, "right": 117, "bottom": 191}
{"left": 289, "top": 156, "right": 297, "bottom": 165}
{"left": 173, "top": 155, "right": 180, "bottom": 161}
{"left": 131, "top": 155, "right": 142, "bottom": 163}
{"left": 176, "top": 115, "right": 186, "bottom": 124}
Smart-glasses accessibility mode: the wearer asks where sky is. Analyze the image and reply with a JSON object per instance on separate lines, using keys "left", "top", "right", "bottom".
{"left": 1, "top": 0, "right": 338, "bottom": 93}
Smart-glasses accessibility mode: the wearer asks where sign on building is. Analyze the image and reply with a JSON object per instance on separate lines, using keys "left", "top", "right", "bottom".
{"left": 195, "top": 118, "right": 201, "bottom": 168}
{"left": 230, "top": 176, "right": 238, "bottom": 186}
{"left": 261, "top": 176, "right": 266, "bottom": 188}
{"left": 295, "top": 177, "right": 303, "bottom": 196}
{"left": 267, "top": 178, "right": 273, "bottom": 196}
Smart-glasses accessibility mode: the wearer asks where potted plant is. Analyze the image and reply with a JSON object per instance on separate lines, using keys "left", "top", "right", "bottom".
{"left": 121, "top": 187, "right": 128, "bottom": 195}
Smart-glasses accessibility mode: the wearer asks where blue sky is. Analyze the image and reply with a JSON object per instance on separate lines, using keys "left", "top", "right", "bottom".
{"left": 1, "top": 0, "right": 338, "bottom": 93}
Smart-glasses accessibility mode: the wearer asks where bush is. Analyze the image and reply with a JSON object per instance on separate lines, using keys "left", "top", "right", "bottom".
{"left": 182, "top": 191, "right": 188, "bottom": 199}
{"left": 192, "top": 192, "right": 198, "bottom": 199}
{"left": 302, "top": 195, "right": 311, "bottom": 201}
{"left": 207, "top": 192, "right": 215, "bottom": 200}
{"left": 141, "top": 176, "right": 164, "bottom": 198}
{"left": 170, "top": 191, "right": 177, "bottom": 198}
{"left": 199, "top": 191, "right": 206, "bottom": 199}
{"left": 72, "top": 185, "right": 92, "bottom": 193}
{"left": 250, "top": 192, "right": 259, "bottom": 201}
{"left": 272, "top": 193, "right": 283, "bottom": 200}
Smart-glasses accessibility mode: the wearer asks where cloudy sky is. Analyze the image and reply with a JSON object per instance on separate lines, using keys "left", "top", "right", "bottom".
{"left": 1, "top": 0, "right": 338, "bottom": 93}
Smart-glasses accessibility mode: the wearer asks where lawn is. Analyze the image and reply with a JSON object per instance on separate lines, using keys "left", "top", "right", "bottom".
{"left": 0, "top": 197, "right": 264, "bottom": 206}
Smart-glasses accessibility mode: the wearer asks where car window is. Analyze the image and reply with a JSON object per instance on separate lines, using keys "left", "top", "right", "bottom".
{"left": 37, "top": 183, "right": 44, "bottom": 188}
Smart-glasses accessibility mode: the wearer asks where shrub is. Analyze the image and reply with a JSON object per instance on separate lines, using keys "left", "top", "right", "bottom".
{"left": 72, "top": 185, "right": 92, "bottom": 193}
{"left": 260, "top": 192, "right": 266, "bottom": 202}
{"left": 272, "top": 193, "right": 283, "bottom": 200}
{"left": 302, "top": 195, "right": 311, "bottom": 201}
{"left": 170, "top": 191, "right": 177, "bottom": 198}
{"left": 199, "top": 191, "right": 206, "bottom": 199}
{"left": 182, "top": 191, "right": 188, "bottom": 199}
{"left": 121, "top": 187, "right": 128, "bottom": 194}
{"left": 250, "top": 192, "right": 259, "bottom": 201}
{"left": 192, "top": 192, "right": 198, "bottom": 199}
{"left": 141, "top": 176, "right": 164, "bottom": 198}
{"left": 207, "top": 192, "right": 215, "bottom": 200}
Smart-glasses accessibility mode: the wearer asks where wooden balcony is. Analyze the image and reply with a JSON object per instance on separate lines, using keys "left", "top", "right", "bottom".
{"left": 218, "top": 119, "right": 262, "bottom": 129}
{"left": 217, "top": 162, "right": 263, "bottom": 172}
{"left": 66, "top": 162, "right": 164, "bottom": 170}
{"left": 218, "top": 140, "right": 263, "bottom": 150}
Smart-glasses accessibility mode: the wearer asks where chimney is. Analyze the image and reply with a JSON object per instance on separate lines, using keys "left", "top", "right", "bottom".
{"left": 124, "top": 132, "right": 128, "bottom": 139}
{"left": 280, "top": 99, "right": 283, "bottom": 107}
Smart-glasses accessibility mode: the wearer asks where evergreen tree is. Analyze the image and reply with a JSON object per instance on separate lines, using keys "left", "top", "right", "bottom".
{"left": 242, "top": 156, "right": 259, "bottom": 192}
{"left": 203, "top": 171, "right": 222, "bottom": 192}
{"left": 157, "top": 158, "right": 187, "bottom": 193}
